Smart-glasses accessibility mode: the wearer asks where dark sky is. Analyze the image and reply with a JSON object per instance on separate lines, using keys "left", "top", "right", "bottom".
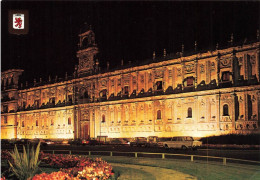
{"left": 2, "top": 1, "right": 259, "bottom": 83}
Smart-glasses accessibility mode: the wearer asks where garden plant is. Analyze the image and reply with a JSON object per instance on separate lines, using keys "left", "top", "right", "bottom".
{"left": 1, "top": 145, "right": 115, "bottom": 180}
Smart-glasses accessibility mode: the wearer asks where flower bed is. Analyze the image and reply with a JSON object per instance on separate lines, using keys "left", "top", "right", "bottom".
{"left": 1, "top": 150, "right": 12, "bottom": 161}
{"left": 1, "top": 151, "right": 115, "bottom": 180}
{"left": 38, "top": 152, "right": 114, "bottom": 179}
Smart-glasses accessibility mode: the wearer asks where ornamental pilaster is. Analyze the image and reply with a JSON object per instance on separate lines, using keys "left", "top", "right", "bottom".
{"left": 256, "top": 48, "right": 260, "bottom": 82}
{"left": 216, "top": 54, "right": 220, "bottom": 86}
{"left": 181, "top": 59, "right": 185, "bottom": 85}
{"left": 194, "top": 58, "right": 198, "bottom": 88}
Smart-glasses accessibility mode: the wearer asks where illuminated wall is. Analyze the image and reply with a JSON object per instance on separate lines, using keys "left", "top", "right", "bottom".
{"left": 17, "top": 107, "right": 75, "bottom": 139}
{"left": 1, "top": 29, "right": 260, "bottom": 140}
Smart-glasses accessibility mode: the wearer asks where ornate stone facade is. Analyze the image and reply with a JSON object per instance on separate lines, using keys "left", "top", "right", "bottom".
{"left": 1, "top": 27, "right": 260, "bottom": 139}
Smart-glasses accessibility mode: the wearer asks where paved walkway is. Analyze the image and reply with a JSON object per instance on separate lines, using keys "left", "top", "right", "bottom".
{"left": 110, "top": 163, "right": 197, "bottom": 180}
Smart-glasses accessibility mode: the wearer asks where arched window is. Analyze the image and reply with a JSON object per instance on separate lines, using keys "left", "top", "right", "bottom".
{"left": 187, "top": 108, "right": 192, "bottom": 118}
{"left": 223, "top": 104, "right": 229, "bottom": 116}
{"left": 22, "top": 121, "right": 24, "bottom": 127}
{"left": 36, "top": 120, "right": 38, "bottom": 126}
{"left": 102, "top": 114, "right": 105, "bottom": 123}
{"left": 156, "top": 81, "right": 163, "bottom": 90}
{"left": 123, "top": 86, "right": 129, "bottom": 95}
{"left": 157, "top": 110, "right": 162, "bottom": 120}
{"left": 83, "top": 91, "right": 89, "bottom": 99}
{"left": 68, "top": 117, "right": 71, "bottom": 125}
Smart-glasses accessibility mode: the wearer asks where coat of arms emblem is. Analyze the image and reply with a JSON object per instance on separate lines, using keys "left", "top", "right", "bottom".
{"left": 13, "top": 13, "right": 24, "bottom": 29}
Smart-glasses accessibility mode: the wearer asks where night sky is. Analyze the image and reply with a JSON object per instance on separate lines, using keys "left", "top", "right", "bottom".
{"left": 2, "top": 1, "right": 259, "bottom": 83}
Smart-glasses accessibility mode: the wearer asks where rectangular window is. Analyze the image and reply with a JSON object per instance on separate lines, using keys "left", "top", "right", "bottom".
{"left": 22, "top": 101, "right": 26, "bottom": 108}
{"left": 222, "top": 71, "right": 230, "bottom": 81}
{"left": 124, "top": 86, "right": 129, "bottom": 95}
{"left": 3, "top": 105, "right": 8, "bottom": 112}
{"left": 68, "top": 95, "right": 73, "bottom": 103}
{"left": 49, "top": 97, "right": 55, "bottom": 104}
{"left": 34, "top": 100, "right": 40, "bottom": 108}
{"left": 156, "top": 81, "right": 163, "bottom": 90}
{"left": 187, "top": 77, "right": 194, "bottom": 86}
{"left": 99, "top": 89, "right": 107, "bottom": 97}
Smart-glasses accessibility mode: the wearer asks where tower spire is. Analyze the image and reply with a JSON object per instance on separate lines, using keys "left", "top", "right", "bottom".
{"left": 77, "top": 24, "right": 98, "bottom": 76}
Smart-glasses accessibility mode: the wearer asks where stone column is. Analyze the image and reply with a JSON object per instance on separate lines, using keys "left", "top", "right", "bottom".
{"left": 216, "top": 56, "right": 220, "bottom": 86}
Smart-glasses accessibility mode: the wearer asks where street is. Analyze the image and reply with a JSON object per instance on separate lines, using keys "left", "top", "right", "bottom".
{"left": 3, "top": 144, "right": 259, "bottom": 162}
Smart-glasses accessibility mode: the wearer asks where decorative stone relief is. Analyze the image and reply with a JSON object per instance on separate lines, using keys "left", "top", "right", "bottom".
{"left": 124, "top": 75, "right": 131, "bottom": 85}
{"left": 132, "top": 76, "right": 137, "bottom": 85}
{"left": 35, "top": 91, "right": 41, "bottom": 99}
{"left": 200, "top": 64, "right": 205, "bottom": 73}
{"left": 100, "top": 79, "right": 107, "bottom": 87}
{"left": 177, "top": 68, "right": 182, "bottom": 76}
{"left": 219, "top": 57, "right": 232, "bottom": 68}
{"left": 168, "top": 70, "right": 172, "bottom": 77}
{"left": 252, "top": 95, "right": 256, "bottom": 102}
{"left": 81, "top": 109, "right": 89, "bottom": 120}
{"left": 238, "top": 57, "right": 243, "bottom": 65}
{"left": 210, "top": 62, "right": 216, "bottom": 71}
{"left": 154, "top": 70, "right": 164, "bottom": 79}
{"left": 111, "top": 79, "right": 114, "bottom": 87}
{"left": 201, "top": 99, "right": 205, "bottom": 106}
{"left": 250, "top": 55, "right": 256, "bottom": 64}
{"left": 148, "top": 73, "right": 152, "bottom": 82}
{"left": 140, "top": 75, "right": 144, "bottom": 83}
{"left": 49, "top": 88, "right": 56, "bottom": 96}
{"left": 211, "top": 98, "right": 216, "bottom": 105}
{"left": 184, "top": 63, "right": 195, "bottom": 74}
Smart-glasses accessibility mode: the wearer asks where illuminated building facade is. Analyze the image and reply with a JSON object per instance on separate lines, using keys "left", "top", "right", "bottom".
{"left": 1, "top": 27, "right": 260, "bottom": 139}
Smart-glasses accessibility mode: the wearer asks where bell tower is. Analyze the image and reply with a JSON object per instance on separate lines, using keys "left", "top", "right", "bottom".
{"left": 77, "top": 24, "right": 98, "bottom": 76}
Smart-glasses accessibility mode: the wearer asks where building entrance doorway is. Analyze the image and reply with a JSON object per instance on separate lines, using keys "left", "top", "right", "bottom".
{"left": 81, "top": 123, "right": 90, "bottom": 140}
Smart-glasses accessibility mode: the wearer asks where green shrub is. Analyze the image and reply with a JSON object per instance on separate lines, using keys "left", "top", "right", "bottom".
{"left": 200, "top": 134, "right": 260, "bottom": 145}
{"left": 8, "top": 142, "right": 41, "bottom": 180}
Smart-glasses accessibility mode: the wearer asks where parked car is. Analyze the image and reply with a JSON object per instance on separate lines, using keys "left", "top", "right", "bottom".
{"left": 162, "top": 136, "right": 202, "bottom": 150}
{"left": 130, "top": 137, "right": 147, "bottom": 147}
{"left": 29, "top": 139, "right": 47, "bottom": 147}
{"left": 16, "top": 139, "right": 31, "bottom": 146}
{"left": 69, "top": 139, "right": 82, "bottom": 146}
{"left": 9, "top": 138, "right": 20, "bottom": 146}
{"left": 82, "top": 139, "right": 90, "bottom": 145}
{"left": 109, "top": 138, "right": 130, "bottom": 146}
{"left": 61, "top": 140, "right": 69, "bottom": 145}
{"left": 88, "top": 140, "right": 99, "bottom": 146}
{"left": 145, "top": 136, "right": 159, "bottom": 147}
{"left": 45, "top": 139, "right": 55, "bottom": 145}
{"left": 157, "top": 137, "right": 172, "bottom": 147}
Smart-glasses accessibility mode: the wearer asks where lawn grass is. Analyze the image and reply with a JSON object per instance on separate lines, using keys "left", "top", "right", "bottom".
{"left": 2, "top": 155, "right": 259, "bottom": 180}
{"left": 112, "top": 166, "right": 155, "bottom": 180}
{"left": 91, "top": 155, "right": 260, "bottom": 180}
